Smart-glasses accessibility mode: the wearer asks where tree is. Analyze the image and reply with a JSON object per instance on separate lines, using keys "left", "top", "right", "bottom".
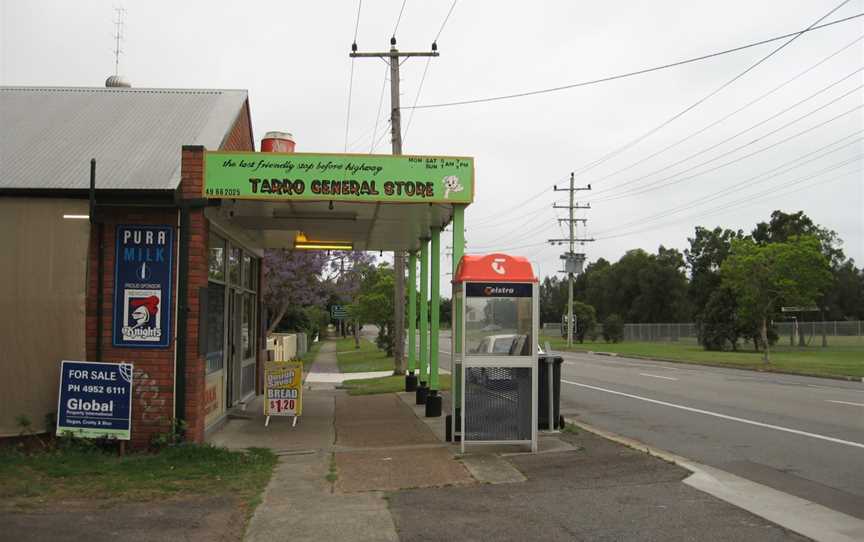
{"left": 602, "top": 314, "right": 624, "bottom": 343}
{"left": 263, "top": 250, "right": 329, "bottom": 334}
{"left": 571, "top": 301, "right": 597, "bottom": 343}
{"left": 752, "top": 210, "right": 845, "bottom": 267}
{"left": 721, "top": 236, "right": 831, "bottom": 363}
{"left": 685, "top": 226, "right": 745, "bottom": 318}
{"left": 696, "top": 286, "right": 744, "bottom": 351}
{"left": 326, "top": 251, "right": 376, "bottom": 347}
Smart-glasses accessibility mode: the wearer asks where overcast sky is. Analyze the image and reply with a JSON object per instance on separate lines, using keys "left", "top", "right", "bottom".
{"left": 2, "top": 0, "right": 862, "bottom": 293}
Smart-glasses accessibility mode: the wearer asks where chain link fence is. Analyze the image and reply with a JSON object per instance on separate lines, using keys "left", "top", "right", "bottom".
{"left": 542, "top": 321, "right": 864, "bottom": 344}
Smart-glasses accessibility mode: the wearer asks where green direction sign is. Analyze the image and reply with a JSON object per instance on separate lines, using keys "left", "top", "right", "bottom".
{"left": 203, "top": 152, "right": 474, "bottom": 204}
{"left": 331, "top": 305, "right": 348, "bottom": 320}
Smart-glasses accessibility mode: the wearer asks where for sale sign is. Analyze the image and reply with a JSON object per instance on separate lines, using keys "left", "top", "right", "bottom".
{"left": 264, "top": 362, "right": 303, "bottom": 417}
{"left": 56, "top": 360, "right": 133, "bottom": 440}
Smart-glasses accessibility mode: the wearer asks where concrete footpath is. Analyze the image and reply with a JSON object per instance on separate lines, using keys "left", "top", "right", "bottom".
{"left": 210, "top": 339, "right": 811, "bottom": 541}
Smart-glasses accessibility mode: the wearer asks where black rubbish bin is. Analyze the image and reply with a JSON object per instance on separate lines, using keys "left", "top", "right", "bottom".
{"left": 537, "top": 354, "right": 564, "bottom": 430}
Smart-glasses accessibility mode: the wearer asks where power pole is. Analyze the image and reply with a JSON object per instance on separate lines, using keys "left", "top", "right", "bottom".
{"left": 351, "top": 38, "right": 439, "bottom": 374}
{"left": 549, "top": 172, "right": 594, "bottom": 347}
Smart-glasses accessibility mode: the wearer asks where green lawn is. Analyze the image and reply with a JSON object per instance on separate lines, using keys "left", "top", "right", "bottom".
{"left": 341, "top": 374, "right": 453, "bottom": 396}
{"left": 0, "top": 443, "right": 276, "bottom": 512}
{"left": 335, "top": 337, "right": 394, "bottom": 373}
{"left": 541, "top": 335, "right": 864, "bottom": 379}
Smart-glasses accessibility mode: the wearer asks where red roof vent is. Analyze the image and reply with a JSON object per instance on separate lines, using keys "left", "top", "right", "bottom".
{"left": 454, "top": 253, "right": 537, "bottom": 283}
{"left": 261, "top": 131, "right": 295, "bottom": 153}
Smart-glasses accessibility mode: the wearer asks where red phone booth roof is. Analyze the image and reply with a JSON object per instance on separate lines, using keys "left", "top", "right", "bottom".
{"left": 454, "top": 253, "right": 538, "bottom": 283}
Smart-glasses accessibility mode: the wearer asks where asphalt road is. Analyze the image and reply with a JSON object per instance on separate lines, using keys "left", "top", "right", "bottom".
{"left": 421, "top": 330, "right": 864, "bottom": 519}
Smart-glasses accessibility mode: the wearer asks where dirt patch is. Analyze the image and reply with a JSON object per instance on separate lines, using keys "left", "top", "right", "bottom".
{"left": 0, "top": 494, "right": 245, "bottom": 542}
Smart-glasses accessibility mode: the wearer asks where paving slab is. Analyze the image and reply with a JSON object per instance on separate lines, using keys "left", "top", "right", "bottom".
{"left": 335, "top": 394, "right": 440, "bottom": 448}
{"left": 336, "top": 447, "right": 474, "bottom": 493}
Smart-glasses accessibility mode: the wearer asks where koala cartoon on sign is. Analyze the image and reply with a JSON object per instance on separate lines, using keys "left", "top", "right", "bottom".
{"left": 442, "top": 175, "right": 464, "bottom": 199}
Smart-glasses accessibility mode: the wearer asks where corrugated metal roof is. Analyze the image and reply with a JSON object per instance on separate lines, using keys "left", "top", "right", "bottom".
{"left": 0, "top": 86, "right": 249, "bottom": 190}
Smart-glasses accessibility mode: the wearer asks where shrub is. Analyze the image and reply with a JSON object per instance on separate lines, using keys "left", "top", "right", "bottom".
{"left": 602, "top": 314, "right": 624, "bottom": 343}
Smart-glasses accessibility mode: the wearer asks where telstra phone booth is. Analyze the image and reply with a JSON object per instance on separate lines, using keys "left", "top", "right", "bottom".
{"left": 453, "top": 253, "right": 539, "bottom": 453}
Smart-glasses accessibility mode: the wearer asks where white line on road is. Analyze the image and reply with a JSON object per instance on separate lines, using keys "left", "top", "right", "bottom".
{"left": 826, "top": 400, "right": 864, "bottom": 407}
{"left": 639, "top": 373, "right": 679, "bottom": 381}
{"left": 561, "top": 379, "right": 864, "bottom": 450}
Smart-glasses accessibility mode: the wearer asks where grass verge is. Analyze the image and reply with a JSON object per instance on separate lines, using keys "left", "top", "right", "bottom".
{"left": 0, "top": 443, "right": 277, "bottom": 513}
{"left": 341, "top": 374, "right": 452, "bottom": 396}
{"left": 541, "top": 335, "right": 864, "bottom": 379}
{"left": 335, "top": 337, "right": 394, "bottom": 373}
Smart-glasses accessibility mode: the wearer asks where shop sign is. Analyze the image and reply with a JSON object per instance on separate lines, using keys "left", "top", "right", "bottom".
{"left": 203, "top": 152, "right": 474, "bottom": 204}
{"left": 112, "top": 225, "right": 174, "bottom": 348}
{"left": 264, "top": 361, "right": 303, "bottom": 419}
{"left": 466, "top": 282, "right": 533, "bottom": 298}
{"left": 56, "top": 360, "right": 133, "bottom": 440}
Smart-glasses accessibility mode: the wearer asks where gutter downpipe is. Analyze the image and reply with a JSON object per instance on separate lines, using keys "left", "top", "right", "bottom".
{"left": 89, "top": 159, "right": 104, "bottom": 363}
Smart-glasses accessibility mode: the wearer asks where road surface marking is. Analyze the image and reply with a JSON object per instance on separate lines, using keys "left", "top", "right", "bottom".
{"left": 826, "top": 400, "right": 864, "bottom": 407}
{"left": 561, "top": 379, "right": 864, "bottom": 450}
{"left": 639, "top": 373, "right": 678, "bottom": 381}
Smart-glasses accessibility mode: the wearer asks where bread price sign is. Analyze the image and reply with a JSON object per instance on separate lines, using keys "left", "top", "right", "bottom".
{"left": 264, "top": 361, "right": 303, "bottom": 426}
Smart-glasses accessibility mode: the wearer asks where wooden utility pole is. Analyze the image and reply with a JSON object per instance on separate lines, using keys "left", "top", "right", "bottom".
{"left": 550, "top": 173, "right": 593, "bottom": 347}
{"left": 351, "top": 38, "right": 439, "bottom": 373}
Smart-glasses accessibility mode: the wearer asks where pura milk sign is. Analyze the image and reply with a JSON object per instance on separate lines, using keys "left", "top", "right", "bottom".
{"left": 56, "top": 361, "right": 134, "bottom": 440}
{"left": 113, "top": 225, "right": 174, "bottom": 348}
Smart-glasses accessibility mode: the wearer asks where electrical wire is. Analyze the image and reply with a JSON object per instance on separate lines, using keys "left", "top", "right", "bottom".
{"left": 403, "top": 0, "right": 459, "bottom": 145}
{"left": 590, "top": 70, "right": 864, "bottom": 199}
{"left": 407, "top": 10, "right": 862, "bottom": 110}
{"left": 392, "top": 0, "right": 408, "bottom": 39}
{"left": 594, "top": 100, "right": 864, "bottom": 202}
{"left": 583, "top": 34, "right": 864, "bottom": 189}
{"left": 596, "top": 160, "right": 862, "bottom": 241}
{"left": 371, "top": 66, "right": 389, "bottom": 153}
{"left": 343, "top": 0, "right": 363, "bottom": 151}
{"left": 592, "top": 132, "right": 864, "bottom": 236}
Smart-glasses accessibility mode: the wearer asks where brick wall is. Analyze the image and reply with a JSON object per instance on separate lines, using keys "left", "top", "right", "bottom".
{"left": 83, "top": 101, "right": 254, "bottom": 448}
{"left": 85, "top": 208, "right": 178, "bottom": 449}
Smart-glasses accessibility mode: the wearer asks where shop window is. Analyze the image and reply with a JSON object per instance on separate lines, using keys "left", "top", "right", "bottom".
{"left": 242, "top": 253, "right": 252, "bottom": 290}
{"left": 228, "top": 246, "right": 241, "bottom": 285}
{"left": 242, "top": 293, "right": 255, "bottom": 359}
{"left": 208, "top": 233, "right": 226, "bottom": 281}
{"left": 206, "top": 283, "right": 225, "bottom": 373}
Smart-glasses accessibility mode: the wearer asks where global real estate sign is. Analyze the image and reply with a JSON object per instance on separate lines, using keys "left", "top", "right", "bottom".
{"left": 203, "top": 152, "right": 474, "bottom": 204}
{"left": 56, "top": 360, "right": 133, "bottom": 440}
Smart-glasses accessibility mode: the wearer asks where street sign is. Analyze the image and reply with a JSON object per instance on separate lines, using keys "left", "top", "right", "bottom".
{"left": 203, "top": 152, "right": 475, "bottom": 204}
{"left": 113, "top": 225, "right": 174, "bottom": 348}
{"left": 264, "top": 361, "right": 303, "bottom": 427}
{"left": 331, "top": 304, "right": 348, "bottom": 320}
{"left": 56, "top": 360, "right": 133, "bottom": 440}
{"left": 781, "top": 306, "right": 820, "bottom": 312}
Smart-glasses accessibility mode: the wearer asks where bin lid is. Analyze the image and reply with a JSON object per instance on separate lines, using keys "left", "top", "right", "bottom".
{"left": 454, "top": 253, "right": 538, "bottom": 284}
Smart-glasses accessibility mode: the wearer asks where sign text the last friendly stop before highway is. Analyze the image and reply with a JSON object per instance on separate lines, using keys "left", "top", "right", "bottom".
{"left": 203, "top": 152, "right": 474, "bottom": 204}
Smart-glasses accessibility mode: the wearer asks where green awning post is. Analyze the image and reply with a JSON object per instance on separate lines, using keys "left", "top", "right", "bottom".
{"left": 419, "top": 239, "right": 430, "bottom": 384}
{"left": 407, "top": 251, "right": 417, "bottom": 372}
{"left": 430, "top": 227, "right": 441, "bottom": 391}
{"left": 452, "top": 205, "right": 465, "bottom": 407}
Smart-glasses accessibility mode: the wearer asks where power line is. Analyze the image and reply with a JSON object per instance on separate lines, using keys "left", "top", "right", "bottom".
{"left": 404, "top": 0, "right": 459, "bottom": 145}
{"left": 596, "top": 160, "right": 863, "bottom": 241}
{"left": 371, "top": 65, "right": 389, "bottom": 152}
{"left": 583, "top": 33, "right": 864, "bottom": 189}
{"left": 593, "top": 131, "right": 864, "bottom": 235}
{"left": 563, "top": 0, "right": 857, "bottom": 182}
{"left": 392, "top": 0, "right": 407, "bottom": 39}
{"left": 590, "top": 70, "right": 864, "bottom": 199}
{"left": 594, "top": 100, "right": 864, "bottom": 203}
{"left": 407, "top": 11, "right": 863, "bottom": 110}
{"left": 344, "top": 0, "right": 364, "bottom": 151}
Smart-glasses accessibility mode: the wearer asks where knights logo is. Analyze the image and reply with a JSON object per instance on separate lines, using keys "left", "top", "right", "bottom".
{"left": 122, "top": 290, "right": 162, "bottom": 341}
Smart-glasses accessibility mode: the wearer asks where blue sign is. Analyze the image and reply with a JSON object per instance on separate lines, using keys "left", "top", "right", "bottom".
{"left": 113, "top": 225, "right": 174, "bottom": 348}
{"left": 56, "top": 360, "right": 133, "bottom": 440}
